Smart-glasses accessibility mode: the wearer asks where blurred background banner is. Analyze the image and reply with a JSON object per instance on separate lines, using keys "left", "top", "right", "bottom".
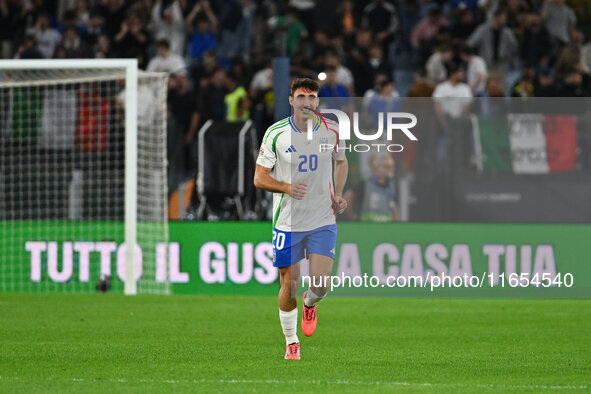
{"left": 3, "top": 221, "right": 589, "bottom": 297}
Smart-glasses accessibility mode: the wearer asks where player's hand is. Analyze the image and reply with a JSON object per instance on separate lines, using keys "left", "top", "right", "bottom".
{"left": 288, "top": 182, "right": 307, "bottom": 200}
{"left": 334, "top": 195, "right": 347, "bottom": 214}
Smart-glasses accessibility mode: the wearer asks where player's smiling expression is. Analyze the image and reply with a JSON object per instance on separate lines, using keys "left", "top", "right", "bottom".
{"left": 289, "top": 88, "right": 319, "bottom": 117}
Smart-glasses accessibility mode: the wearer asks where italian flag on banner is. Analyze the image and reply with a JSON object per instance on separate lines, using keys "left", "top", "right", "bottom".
{"left": 472, "top": 114, "right": 578, "bottom": 174}
{"left": 6, "top": 88, "right": 77, "bottom": 149}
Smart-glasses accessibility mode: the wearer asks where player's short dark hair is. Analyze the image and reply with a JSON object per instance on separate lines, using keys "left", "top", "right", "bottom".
{"left": 290, "top": 78, "right": 319, "bottom": 96}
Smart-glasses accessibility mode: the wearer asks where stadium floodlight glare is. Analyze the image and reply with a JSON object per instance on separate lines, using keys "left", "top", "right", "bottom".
{"left": 318, "top": 72, "right": 327, "bottom": 81}
{"left": 0, "top": 59, "right": 168, "bottom": 295}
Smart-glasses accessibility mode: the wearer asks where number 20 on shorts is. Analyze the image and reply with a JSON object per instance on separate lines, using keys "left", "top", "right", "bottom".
{"left": 273, "top": 230, "right": 286, "bottom": 250}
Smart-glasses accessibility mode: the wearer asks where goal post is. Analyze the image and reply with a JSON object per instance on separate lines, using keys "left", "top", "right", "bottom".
{"left": 123, "top": 60, "right": 138, "bottom": 295}
{"left": 0, "top": 59, "right": 168, "bottom": 295}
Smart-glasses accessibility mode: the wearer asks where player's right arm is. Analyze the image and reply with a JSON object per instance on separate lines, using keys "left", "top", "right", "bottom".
{"left": 254, "top": 165, "right": 306, "bottom": 199}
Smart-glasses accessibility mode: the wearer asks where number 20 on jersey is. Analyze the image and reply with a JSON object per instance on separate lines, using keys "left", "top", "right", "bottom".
{"left": 298, "top": 154, "right": 318, "bottom": 172}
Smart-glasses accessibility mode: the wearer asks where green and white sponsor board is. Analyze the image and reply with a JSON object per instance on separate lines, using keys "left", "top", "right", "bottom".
{"left": 1, "top": 222, "right": 589, "bottom": 297}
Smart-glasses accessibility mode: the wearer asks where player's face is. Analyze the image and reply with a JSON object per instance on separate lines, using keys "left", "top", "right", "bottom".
{"left": 290, "top": 88, "right": 319, "bottom": 117}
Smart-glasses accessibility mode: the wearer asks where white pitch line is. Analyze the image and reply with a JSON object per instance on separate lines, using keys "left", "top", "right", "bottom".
{"left": 0, "top": 376, "right": 588, "bottom": 390}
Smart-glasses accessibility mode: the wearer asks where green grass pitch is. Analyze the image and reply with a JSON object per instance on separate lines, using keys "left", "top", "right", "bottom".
{"left": 0, "top": 294, "right": 589, "bottom": 393}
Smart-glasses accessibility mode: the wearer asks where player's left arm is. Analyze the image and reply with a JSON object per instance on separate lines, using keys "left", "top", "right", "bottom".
{"left": 333, "top": 156, "right": 348, "bottom": 214}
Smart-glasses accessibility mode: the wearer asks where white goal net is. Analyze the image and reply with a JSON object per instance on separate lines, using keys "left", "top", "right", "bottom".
{"left": 0, "top": 60, "right": 169, "bottom": 294}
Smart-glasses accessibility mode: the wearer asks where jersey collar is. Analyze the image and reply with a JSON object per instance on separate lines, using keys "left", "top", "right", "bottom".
{"left": 289, "top": 116, "right": 320, "bottom": 133}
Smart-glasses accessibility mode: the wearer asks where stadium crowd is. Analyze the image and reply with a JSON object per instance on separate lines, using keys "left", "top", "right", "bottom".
{"left": 3, "top": 0, "right": 591, "bottom": 219}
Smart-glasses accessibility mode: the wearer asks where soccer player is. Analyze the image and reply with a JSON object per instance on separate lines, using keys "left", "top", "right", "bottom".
{"left": 254, "top": 78, "right": 348, "bottom": 360}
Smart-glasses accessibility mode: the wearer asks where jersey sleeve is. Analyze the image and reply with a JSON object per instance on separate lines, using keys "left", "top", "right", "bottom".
{"left": 332, "top": 129, "right": 346, "bottom": 161}
{"left": 256, "top": 127, "right": 278, "bottom": 168}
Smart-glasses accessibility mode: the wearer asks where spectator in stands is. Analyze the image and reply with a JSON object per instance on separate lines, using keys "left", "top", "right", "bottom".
{"left": 192, "top": 50, "right": 218, "bottom": 91}
{"left": 81, "top": 10, "right": 104, "bottom": 48}
{"left": 580, "top": 33, "right": 591, "bottom": 74}
{"left": 505, "top": 0, "right": 530, "bottom": 38}
{"left": 147, "top": 39, "right": 186, "bottom": 74}
{"left": 407, "top": 68, "right": 436, "bottom": 97}
{"left": 289, "top": 0, "right": 317, "bottom": 35}
{"left": 510, "top": 66, "right": 535, "bottom": 97}
{"left": 353, "top": 29, "right": 373, "bottom": 59}
{"left": 361, "top": 0, "right": 399, "bottom": 51}
{"left": 151, "top": 0, "right": 185, "bottom": 57}
{"left": 59, "top": 9, "right": 86, "bottom": 36}
{"left": 411, "top": 6, "right": 448, "bottom": 63}
{"left": 113, "top": 11, "right": 149, "bottom": 68}
{"left": 543, "top": 0, "right": 577, "bottom": 46}
{"left": 249, "top": 58, "right": 273, "bottom": 99}
{"left": 367, "top": 78, "right": 400, "bottom": 130}
{"left": 311, "top": 30, "right": 336, "bottom": 68}
{"left": 228, "top": 57, "right": 249, "bottom": 88}
{"left": 129, "top": 0, "right": 152, "bottom": 24}
{"left": 344, "top": 155, "right": 398, "bottom": 223}
{"left": 0, "top": 0, "right": 15, "bottom": 59}
{"left": 249, "top": 56, "right": 274, "bottom": 142}
{"left": 449, "top": 0, "right": 480, "bottom": 18}
{"left": 468, "top": 9, "right": 518, "bottom": 67}
{"left": 363, "top": 73, "right": 389, "bottom": 103}
{"left": 486, "top": 75, "right": 506, "bottom": 97}
{"left": 224, "top": 75, "right": 250, "bottom": 121}
{"left": 324, "top": 52, "right": 354, "bottom": 94}
{"left": 53, "top": 26, "right": 92, "bottom": 58}
{"left": 267, "top": 6, "right": 307, "bottom": 57}
{"left": 558, "top": 70, "right": 588, "bottom": 96}
{"left": 217, "top": 0, "right": 255, "bottom": 63}
{"left": 555, "top": 38, "right": 583, "bottom": 81}
{"left": 425, "top": 44, "right": 453, "bottom": 85}
{"left": 535, "top": 70, "right": 557, "bottom": 96}
{"left": 460, "top": 44, "right": 488, "bottom": 96}
{"left": 199, "top": 67, "right": 227, "bottom": 122}
{"left": 99, "top": 0, "right": 127, "bottom": 40}
{"left": 186, "top": 2, "right": 218, "bottom": 64}
{"left": 319, "top": 66, "right": 350, "bottom": 98}
{"left": 368, "top": 43, "right": 393, "bottom": 82}
{"left": 94, "top": 34, "right": 113, "bottom": 59}
{"left": 168, "top": 70, "right": 200, "bottom": 175}
{"left": 521, "top": 13, "right": 553, "bottom": 68}
{"left": 350, "top": 41, "right": 392, "bottom": 98}
{"left": 433, "top": 63, "right": 473, "bottom": 119}
{"left": 28, "top": 14, "right": 61, "bottom": 58}
{"left": 467, "top": 9, "right": 518, "bottom": 88}
{"left": 337, "top": 0, "right": 356, "bottom": 46}
{"left": 451, "top": 8, "right": 477, "bottom": 41}
{"left": 75, "top": 0, "right": 90, "bottom": 28}
{"left": 14, "top": 34, "right": 43, "bottom": 59}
